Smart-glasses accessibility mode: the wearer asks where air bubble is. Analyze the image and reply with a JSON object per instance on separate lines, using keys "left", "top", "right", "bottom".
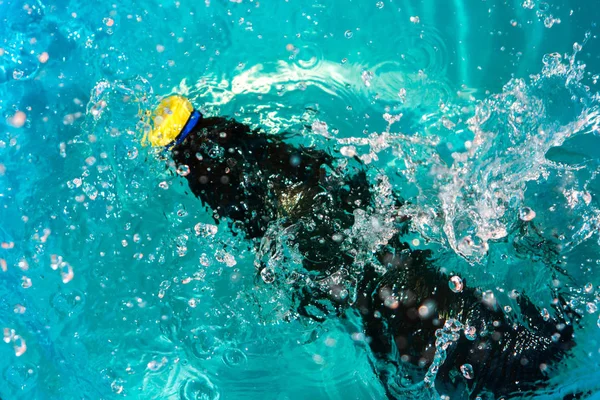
{"left": 460, "top": 363, "right": 474, "bottom": 379}
{"left": 177, "top": 165, "right": 190, "bottom": 176}
{"left": 344, "top": 30, "right": 353, "bottom": 39}
{"left": 448, "top": 275, "right": 464, "bottom": 293}
{"left": 519, "top": 207, "right": 536, "bottom": 221}
{"left": 464, "top": 326, "right": 476, "bottom": 340}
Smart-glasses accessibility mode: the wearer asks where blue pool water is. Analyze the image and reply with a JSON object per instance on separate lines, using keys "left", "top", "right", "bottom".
{"left": 1, "top": 0, "right": 600, "bottom": 398}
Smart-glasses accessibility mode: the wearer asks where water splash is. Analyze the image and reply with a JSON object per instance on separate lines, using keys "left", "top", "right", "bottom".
{"left": 403, "top": 37, "right": 600, "bottom": 264}
{"left": 423, "top": 319, "right": 463, "bottom": 389}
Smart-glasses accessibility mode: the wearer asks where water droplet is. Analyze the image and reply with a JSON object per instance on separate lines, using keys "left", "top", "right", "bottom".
{"left": 460, "top": 363, "right": 474, "bottom": 379}
{"left": 180, "top": 376, "right": 220, "bottom": 400}
{"left": 376, "top": 1, "right": 384, "bottom": 8}
{"left": 194, "top": 223, "right": 218, "bottom": 237}
{"left": 464, "top": 326, "right": 476, "bottom": 340}
{"left": 111, "top": 379, "right": 124, "bottom": 394}
{"left": 13, "top": 304, "right": 26, "bottom": 314}
{"left": 12, "top": 69, "right": 25, "bottom": 80}
{"left": 260, "top": 267, "right": 275, "bottom": 284}
{"left": 448, "top": 275, "right": 464, "bottom": 293}
{"left": 418, "top": 302, "right": 435, "bottom": 319}
{"left": 587, "top": 302, "right": 597, "bottom": 314}
{"left": 126, "top": 146, "right": 138, "bottom": 159}
{"left": 21, "top": 276, "right": 32, "bottom": 289}
{"left": 332, "top": 233, "right": 344, "bottom": 243}
{"left": 60, "top": 262, "right": 74, "bottom": 284}
{"left": 340, "top": 146, "right": 356, "bottom": 157}
{"left": 344, "top": 30, "right": 353, "bottom": 39}
{"left": 504, "top": 305, "right": 512, "bottom": 313}
{"left": 147, "top": 357, "right": 167, "bottom": 372}
{"left": 177, "top": 164, "right": 190, "bottom": 176}
{"left": 519, "top": 207, "right": 536, "bottom": 221}
{"left": 522, "top": 0, "right": 535, "bottom": 9}
{"left": 8, "top": 111, "right": 27, "bottom": 128}
{"left": 361, "top": 70, "right": 373, "bottom": 87}
{"left": 199, "top": 254, "right": 210, "bottom": 267}
{"left": 482, "top": 290, "right": 496, "bottom": 307}
{"left": 585, "top": 283, "right": 594, "bottom": 293}
{"left": 3, "top": 329, "right": 26, "bottom": 357}
{"left": 544, "top": 15, "right": 559, "bottom": 28}
{"left": 215, "top": 250, "right": 236, "bottom": 267}
{"left": 541, "top": 308, "right": 550, "bottom": 321}
{"left": 312, "top": 120, "right": 329, "bottom": 136}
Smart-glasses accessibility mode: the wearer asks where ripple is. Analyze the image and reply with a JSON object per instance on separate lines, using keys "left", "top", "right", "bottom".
{"left": 401, "top": 24, "right": 449, "bottom": 76}
{"left": 293, "top": 42, "right": 323, "bottom": 70}
{"left": 193, "top": 22, "right": 452, "bottom": 120}
{"left": 188, "top": 327, "right": 223, "bottom": 360}
{"left": 222, "top": 348, "right": 247, "bottom": 368}
{"left": 179, "top": 376, "right": 220, "bottom": 400}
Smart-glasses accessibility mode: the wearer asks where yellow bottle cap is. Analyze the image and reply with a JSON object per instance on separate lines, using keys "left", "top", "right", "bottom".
{"left": 144, "top": 95, "right": 193, "bottom": 147}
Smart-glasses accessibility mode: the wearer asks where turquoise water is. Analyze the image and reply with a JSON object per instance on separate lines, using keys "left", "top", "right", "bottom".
{"left": 1, "top": 0, "right": 600, "bottom": 398}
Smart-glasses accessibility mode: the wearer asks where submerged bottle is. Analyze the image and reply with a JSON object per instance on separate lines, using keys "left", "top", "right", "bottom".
{"left": 142, "top": 95, "right": 580, "bottom": 399}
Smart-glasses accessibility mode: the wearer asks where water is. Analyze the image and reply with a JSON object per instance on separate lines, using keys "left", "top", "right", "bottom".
{"left": 1, "top": 0, "right": 600, "bottom": 399}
